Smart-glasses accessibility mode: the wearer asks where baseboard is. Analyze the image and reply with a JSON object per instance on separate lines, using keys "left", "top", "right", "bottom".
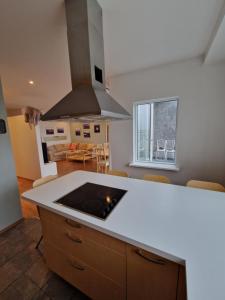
{"left": 0, "top": 218, "right": 24, "bottom": 235}
{"left": 17, "top": 176, "right": 34, "bottom": 182}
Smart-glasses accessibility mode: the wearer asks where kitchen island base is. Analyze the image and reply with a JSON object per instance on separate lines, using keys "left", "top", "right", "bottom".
{"left": 39, "top": 207, "right": 186, "bottom": 300}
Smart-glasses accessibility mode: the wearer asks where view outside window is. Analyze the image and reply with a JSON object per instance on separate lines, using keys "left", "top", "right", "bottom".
{"left": 134, "top": 98, "right": 178, "bottom": 164}
{"left": 136, "top": 104, "right": 150, "bottom": 161}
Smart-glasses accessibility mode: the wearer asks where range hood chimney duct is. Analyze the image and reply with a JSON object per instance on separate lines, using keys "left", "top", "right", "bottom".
{"left": 41, "top": 0, "right": 130, "bottom": 121}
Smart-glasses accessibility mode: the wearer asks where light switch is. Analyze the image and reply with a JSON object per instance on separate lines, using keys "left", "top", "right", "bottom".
{"left": 0, "top": 119, "right": 6, "bottom": 134}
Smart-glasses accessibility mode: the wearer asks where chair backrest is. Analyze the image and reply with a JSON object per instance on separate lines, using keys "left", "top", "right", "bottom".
{"left": 103, "top": 143, "right": 110, "bottom": 157}
{"left": 157, "top": 139, "right": 166, "bottom": 151}
{"left": 94, "top": 144, "right": 107, "bottom": 163}
{"left": 33, "top": 175, "right": 58, "bottom": 188}
{"left": 186, "top": 180, "right": 225, "bottom": 192}
{"left": 165, "top": 140, "right": 175, "bottom": 151}
{"left": 143, "top": 174, "right": 171, "bottom": 184}
{"left": 108, "top": 169, "right": 128, "bottom": 178}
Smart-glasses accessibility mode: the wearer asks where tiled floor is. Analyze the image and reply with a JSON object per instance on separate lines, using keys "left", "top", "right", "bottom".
{"left": 0, "top": 218, "right": 90, "bottom": 300}
{"left": 8, "top": 160, "right": 98, "bottom": 298}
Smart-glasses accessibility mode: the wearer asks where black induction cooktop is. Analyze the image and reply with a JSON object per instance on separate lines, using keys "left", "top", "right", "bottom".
{"left": 54, "top": 182, "right": 127, "bottom": 220}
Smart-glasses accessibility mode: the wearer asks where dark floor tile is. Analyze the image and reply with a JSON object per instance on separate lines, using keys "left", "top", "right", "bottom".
{"left": 0, "top": 223, "right": 39, "bottom": 268}
{"left": 0, "top": 226, "right": 21, "bottom": 240}
{"left": 37, "top": 238, "right": 44, "bottom": 253}
{"left": 17, "top": 219, "right": 42, "bottom": 243}
{"left": 0, "top": 236, "right": 32, "bottom": 267}
{"left": 0, "top": 283, "right": 22, "bottom": 300}
{"left": 0, "top": 240, "right": 14, "bottom": 266}
{"left": 0, "top": 218, "right": 90, "bottom": 300}
{"left": 0, "top": 274, "right": 40, "bottom": 300}
{"left": 70, "top": 289, "right": 91, "bottom": 300}
{"left": 10, "top": 242, "right": 41, "bottom": 273}
{"left": 26, "top": 257, "right": 52, "bottom": 288}
{"left": 42, "top": 274, "right": 78, "bottom": 300}
{"left": 1, "top": 229, "right": 28, "bottom": 249}
{"left": 26, "top": 228, "right": 43, "bottom": 245}
{"left": 13, "top": 275, "right": 40, "bottom": 300}
{"left": 0, "top": 260, "right": 22, "bottom": 293}
{"left": 33, "top": 289, "right": 52, "bottom": 300}
{"left": 17, "top": 218, "right": 40, "bottom": 232}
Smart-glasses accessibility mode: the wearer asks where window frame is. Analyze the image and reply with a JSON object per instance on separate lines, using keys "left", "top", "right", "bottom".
{"left": 132, "top": 96, "right": 179, "bottom": 171}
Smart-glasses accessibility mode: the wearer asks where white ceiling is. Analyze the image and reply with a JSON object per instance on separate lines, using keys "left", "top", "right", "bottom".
{"left": 0, "top": 0, "right": 224, "bottom": 111}
{"left": 99, "top": 0, "right": 225, "bottom": 75}
{"left": 204, "top": 3, "right": 225, "bottom": 64}
{"left": 0, "top": 0, "right": 71, "bottom": 111}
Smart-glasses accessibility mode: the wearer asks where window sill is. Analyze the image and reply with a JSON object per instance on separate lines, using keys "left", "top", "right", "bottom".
{"left": 129, "top": 162, "right": 180, "bottom": 172}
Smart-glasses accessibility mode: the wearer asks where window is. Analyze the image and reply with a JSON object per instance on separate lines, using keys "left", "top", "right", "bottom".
{"left": 133, "top": 97, "right": 178, "bottom": 169}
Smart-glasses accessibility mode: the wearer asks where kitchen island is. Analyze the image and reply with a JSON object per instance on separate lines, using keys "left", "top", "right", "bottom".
{"left": 22, "top": 171, "right": 225, "bottom": 300}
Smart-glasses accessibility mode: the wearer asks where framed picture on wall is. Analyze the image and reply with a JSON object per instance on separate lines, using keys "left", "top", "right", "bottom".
{"left": 83, "top": 123, "right": 90, "bottom": 130}
{"left": 75, "top": 129, "right": 81, "bottom": 136}
{"left": 83, "top": 131, "right": 91, "bottom": 138}
{"left": 94, "top": 124, "right": 100, "bottom": 133}
{"left": 57, "top": 128, "right": 64, "bottom": 134}
{"left": 46, "top": 129, "right": 54, "bottom": 135}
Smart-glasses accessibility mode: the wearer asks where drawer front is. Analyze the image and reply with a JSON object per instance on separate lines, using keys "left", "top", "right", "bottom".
{"left": 39, "top": 207, "right": 126, "bottom": 254}
{"left": 45, "top": 241, "right": 125, "bottom": 300}
{"left": 40, "top": 208, "right": 126, "bottom": 286}
{"left": 127, "top": 245, "right": 179, "bottom": 300}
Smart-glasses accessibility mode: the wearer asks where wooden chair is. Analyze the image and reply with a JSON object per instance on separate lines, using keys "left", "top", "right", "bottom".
{"left": 156, "top": 139, "right": 166, "bottom": 160}
{"left": 94, "top": 145, "right": 109, "bottom": 173}
{"left": 33, "top": 175, "right": 58, "bottom": 249}
{"left": 33, "top": 175, "right": 58, "bottom": 188}
{"left": 165, "top": 139, "right": 176, "bottom": 161}
{"left": 103, "top": 142, "right": 110, "bottom": 157}
{"left": 143, "top": 174, "right": 171, "bottom": 184}
{"left": 108, "top": 169, "right": 128, "bottom": 177}
{"left": 186, "top": 180, "right": 225, "bottom": 192}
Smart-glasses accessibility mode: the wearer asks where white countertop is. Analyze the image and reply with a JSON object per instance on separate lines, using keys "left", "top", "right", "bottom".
{"left": 22, "top": 171, "right": 225, "bottom": 300}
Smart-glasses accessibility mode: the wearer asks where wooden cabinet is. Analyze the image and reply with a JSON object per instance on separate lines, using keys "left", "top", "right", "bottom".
{"left": 127, "top": 245, "right": 187, "bottom": 300}
{"left": 45, "top": 241, "right": 124, "bottom": 300}
{"left": 39, "top": 208, "right": 126, "bottom": 300}
{"left": 127, "top": 245, "right": 179, "bottom": 300}
{"left": 39, "top": 208, "right": 187, "bottom": 300}
{"left": 177, "top": 265, "right": 187, "bottom": 300}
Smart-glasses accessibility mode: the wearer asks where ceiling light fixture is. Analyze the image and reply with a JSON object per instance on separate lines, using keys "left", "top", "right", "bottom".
{"left": 28, "top": 80, "right": 34, "bottom": 85}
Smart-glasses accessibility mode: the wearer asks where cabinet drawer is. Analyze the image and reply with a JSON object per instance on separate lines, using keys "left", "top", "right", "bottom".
{"left": 42, "top": 218, "right": 126, "bottom": 286}
{"left": 39, "top": 207, "right": 125, "bottom": 255}
{"left": 45, "top": 241, "right": 125, "bottom": 300}
{"left": 127, "top": 245, "right": 179, "bottom": 300}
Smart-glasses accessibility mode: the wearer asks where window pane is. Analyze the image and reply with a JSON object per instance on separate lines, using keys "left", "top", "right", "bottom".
{"left": 136, "top": 104, "right": 150, "bottom": 161}
{"left": 152, "top": 100, "right": 177, "bottom": 163}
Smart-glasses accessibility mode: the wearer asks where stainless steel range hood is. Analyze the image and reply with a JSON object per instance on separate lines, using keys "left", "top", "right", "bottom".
{"left": 41, "top": 0, "right": 130, "bottom": 122}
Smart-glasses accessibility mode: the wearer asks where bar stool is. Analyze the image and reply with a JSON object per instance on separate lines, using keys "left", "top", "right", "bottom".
{"left": 186, "top": 180, "right": 225, "bottom": 192}
{"left": 108, "top": 169, "right": 128, "bottom": 177}
{"left": 143, "top": 174, "right": 171, "bottom": 184}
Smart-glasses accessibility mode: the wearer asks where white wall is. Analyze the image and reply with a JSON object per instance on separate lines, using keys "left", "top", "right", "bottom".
{"left": 0, "top": 81, "right": 22, "bottom": 231}
{"left": 40, "top": 121, "right": 71, "bottom": 146}
{"left": 109, "top": 58, "right": 225, "bottom": 185}
{"left": 8, "top": 115, "right": 41, "bottom": 180}
{"left": 70, "top": 121, "right": 108, "bottom": 144}
{"left": 40, "top": 121, "right": 107, "bottom": 145}
{"left": 35, "top": 125, "right": 57, "bottom": 178}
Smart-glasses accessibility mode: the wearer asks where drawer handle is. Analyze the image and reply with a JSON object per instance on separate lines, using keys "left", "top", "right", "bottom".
{"left": 69, "top": 259, "right": 85, "bottom": 271}
{"left": 135, "top": 249, "right": 166, "bottom": 265}
{"left": 65, "top": 219, "right": 82, "bottom": 228}
{"left": 66, "top": 232, "right": 82, "bottom": 244}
